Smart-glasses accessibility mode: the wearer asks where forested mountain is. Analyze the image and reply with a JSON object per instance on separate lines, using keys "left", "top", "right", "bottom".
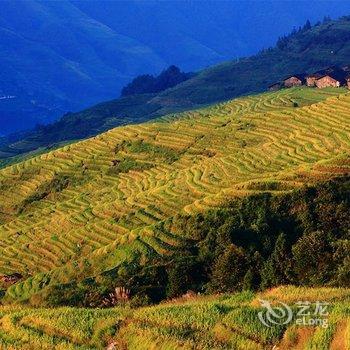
{"left": 0, "top": 0, "right": 165, "bottom": 134}
{"left": 2, "top": 16, "right": 350, "bottom": 162}
{"left": 2, "top": 0, "right": 350, "bottom": 135}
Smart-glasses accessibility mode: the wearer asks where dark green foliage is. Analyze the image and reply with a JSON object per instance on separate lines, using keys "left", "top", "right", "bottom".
{"left": 121, "top": 74, "right": 156, "bottom": 96}
{"left": 106, "top": 156, "right": 153, "bottom": 176}
{"left": 333, "top": 239, "right": 350, "bottom": 286}
{"left": 242, "top": 269, "right": 255, "bottom": 291}
{"left": 121, "top": 65, "right": 193, "bottom": 97}
{"left": 292, "top": 231, "right": 335, "bottom": 285}
{"left": 260, "top": 233, "right": 292, "bottom": 289}
{"left": 35, "top": 176, "right": 350, "bottom": 307}
{"left": 129, "top": 294, "right": 152, "bottom": 308}
{"left": 124, "top": 140, "right": 179, "bottom": 164}
{"left": 42, "top": 257, "right": 166, "bottom": 307}
{"left": 44, "top": 282, "right": 86, "bottom": 307}
{"left": 177, "top": 176, "right": 350, "bottom": 294}
{"left": 166, "top": 256, "right": 202, "bottom": 298}
{"left": 208, "top": 244, "right": 247, "bottom": 293}
{"left": 16, "top": 174, "right": 71, "bottom": 213}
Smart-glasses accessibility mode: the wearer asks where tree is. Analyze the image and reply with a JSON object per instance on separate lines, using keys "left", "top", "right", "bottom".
{"left": 333, "top": 240, "right": 350, "bottom": 286}
{"left": 208, "top": 244, "right": 247, "bottom": 292}
{"left": 121, "top": 74, "right": 156, "bottom": 96}
{"left": 303, "top": 20, "right": 311, "bottom": 31}
{"left": 121, "top": 65, "right": 193, "bottom": 97}
{"left": 166, "top": 257, "right": 199, "bottom": 298}
{"left": 242, "top": 269, "right": 254, "bottom": 291}
{"left": 260, "top": 233, "right": 291, "bottom": 289}
{"left": 292, "top": 231, "right": 334, "bottom": 285}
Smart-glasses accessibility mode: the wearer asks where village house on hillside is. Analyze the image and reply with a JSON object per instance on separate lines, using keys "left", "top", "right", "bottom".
{"left": 315, "top": 70, "right": 347, "bottom": 88}
{"left": 306, "top": 72, "right": 324, "bottom": 87}
{"left": 283, "top": 74, "right": 307, "bottom": 87}
{"left": 269, "top": 66, "right": 350, "bottom": 90}
{"left": 306, "top": 66, "right": 338, "bottom": 86}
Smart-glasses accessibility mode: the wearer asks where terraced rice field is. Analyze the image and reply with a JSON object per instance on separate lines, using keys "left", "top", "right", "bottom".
{"left": 0, "top": 87, "right": 349, "bottom": 300}
{"left": 1, "top": 286, "right": 350, "bottom": 349}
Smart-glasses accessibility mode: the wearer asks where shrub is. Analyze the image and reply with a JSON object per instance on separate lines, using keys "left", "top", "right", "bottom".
{"left": 292, "top": 230, "right": 335, "bottom": 285}
{"left": 121, "top": 65, "right": 193, "bottom": 96}
{"left": 166, "top": 257, "right": 200, "bottom": 298}
{"left": 208, "top": 244, "right": 247, "bottom": 293}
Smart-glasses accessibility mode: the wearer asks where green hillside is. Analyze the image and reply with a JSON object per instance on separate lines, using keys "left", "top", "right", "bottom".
{"left": 1, "top": 286, "right": 350, "bottom": 349}
{"left": 0, "top": 87, "right": 349, "bottom": 304}
{"left": 3, "top": 16, "right": 350, "bottom": 160}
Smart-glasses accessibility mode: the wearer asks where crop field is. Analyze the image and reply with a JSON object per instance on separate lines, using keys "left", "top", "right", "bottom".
{"left": 0, "top": 87, "right": 349, "bottom": 300}
{"left": 0, "top": 286, "right": 350, "bottom": 349}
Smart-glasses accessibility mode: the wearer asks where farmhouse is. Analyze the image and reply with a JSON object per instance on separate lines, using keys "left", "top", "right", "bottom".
{"left": 306, "top": 73, "right": 324, "bottom": 87}
{"left": 283, "top": 74, "right": 306, "bottom": 87}
{"left": 268, "top": 66, "right": 350, "bottom": 90}
{"left": 315, "top": 75, "right": 340, "bottom": 88}
{"left": 315, "top": 71, "right": 346, "bottom": 88}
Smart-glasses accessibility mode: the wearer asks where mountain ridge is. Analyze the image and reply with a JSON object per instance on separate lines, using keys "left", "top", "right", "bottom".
{"left": 3, "top": 1, "right": 350, "bottom": 135}
{"left": 3, "top": 15, "right": 350, "bottom": 162}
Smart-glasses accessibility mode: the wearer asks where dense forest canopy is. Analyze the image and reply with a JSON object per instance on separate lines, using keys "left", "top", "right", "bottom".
{"left": 121, "top": 66, "right": 193, "bottom": 97}
{"left": 32, "top": 176, "right": 350, "bottom": 307}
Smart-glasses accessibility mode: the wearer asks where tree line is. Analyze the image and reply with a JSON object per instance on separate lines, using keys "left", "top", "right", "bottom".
{"left": 121, "top": 65, "right": 193, "bottom": 97}
{"left": 30, "top": 175, "right": 350, "bottom": 308}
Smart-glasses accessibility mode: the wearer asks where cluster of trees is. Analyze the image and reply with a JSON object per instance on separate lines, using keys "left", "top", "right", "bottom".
{"left": 121, "top": 65, "right": 193, "bottom": 97}
{"left": 39, "top": 176, "right": 350, "bottom": 307}
{"left": 276, "top": 17, "right": 332, "bottom": 50}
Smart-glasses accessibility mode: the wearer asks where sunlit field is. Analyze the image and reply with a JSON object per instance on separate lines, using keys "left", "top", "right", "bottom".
{"left": 1, "top": 286, "right": 350, "bottom": 349}
{"left": 0, "top": 87, "right": 349, "bottom": 302}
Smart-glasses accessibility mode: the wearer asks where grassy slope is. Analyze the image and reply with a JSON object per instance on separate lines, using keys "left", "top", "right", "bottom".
{"left": 0, "top": 87, "right": 349, "bottom": 302}
{"left": 1, "top": 286, "right": 350, "bottom": 349}
{"left": 2, "top": 16, "right": 350, "bottom": 160}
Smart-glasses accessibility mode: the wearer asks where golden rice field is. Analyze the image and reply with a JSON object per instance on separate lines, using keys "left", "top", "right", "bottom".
{"left": 1, "top": 286, "right": 350, "bottom": 349}
{"left": 0, "top": 87, "right": 349, "bottom": 301}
